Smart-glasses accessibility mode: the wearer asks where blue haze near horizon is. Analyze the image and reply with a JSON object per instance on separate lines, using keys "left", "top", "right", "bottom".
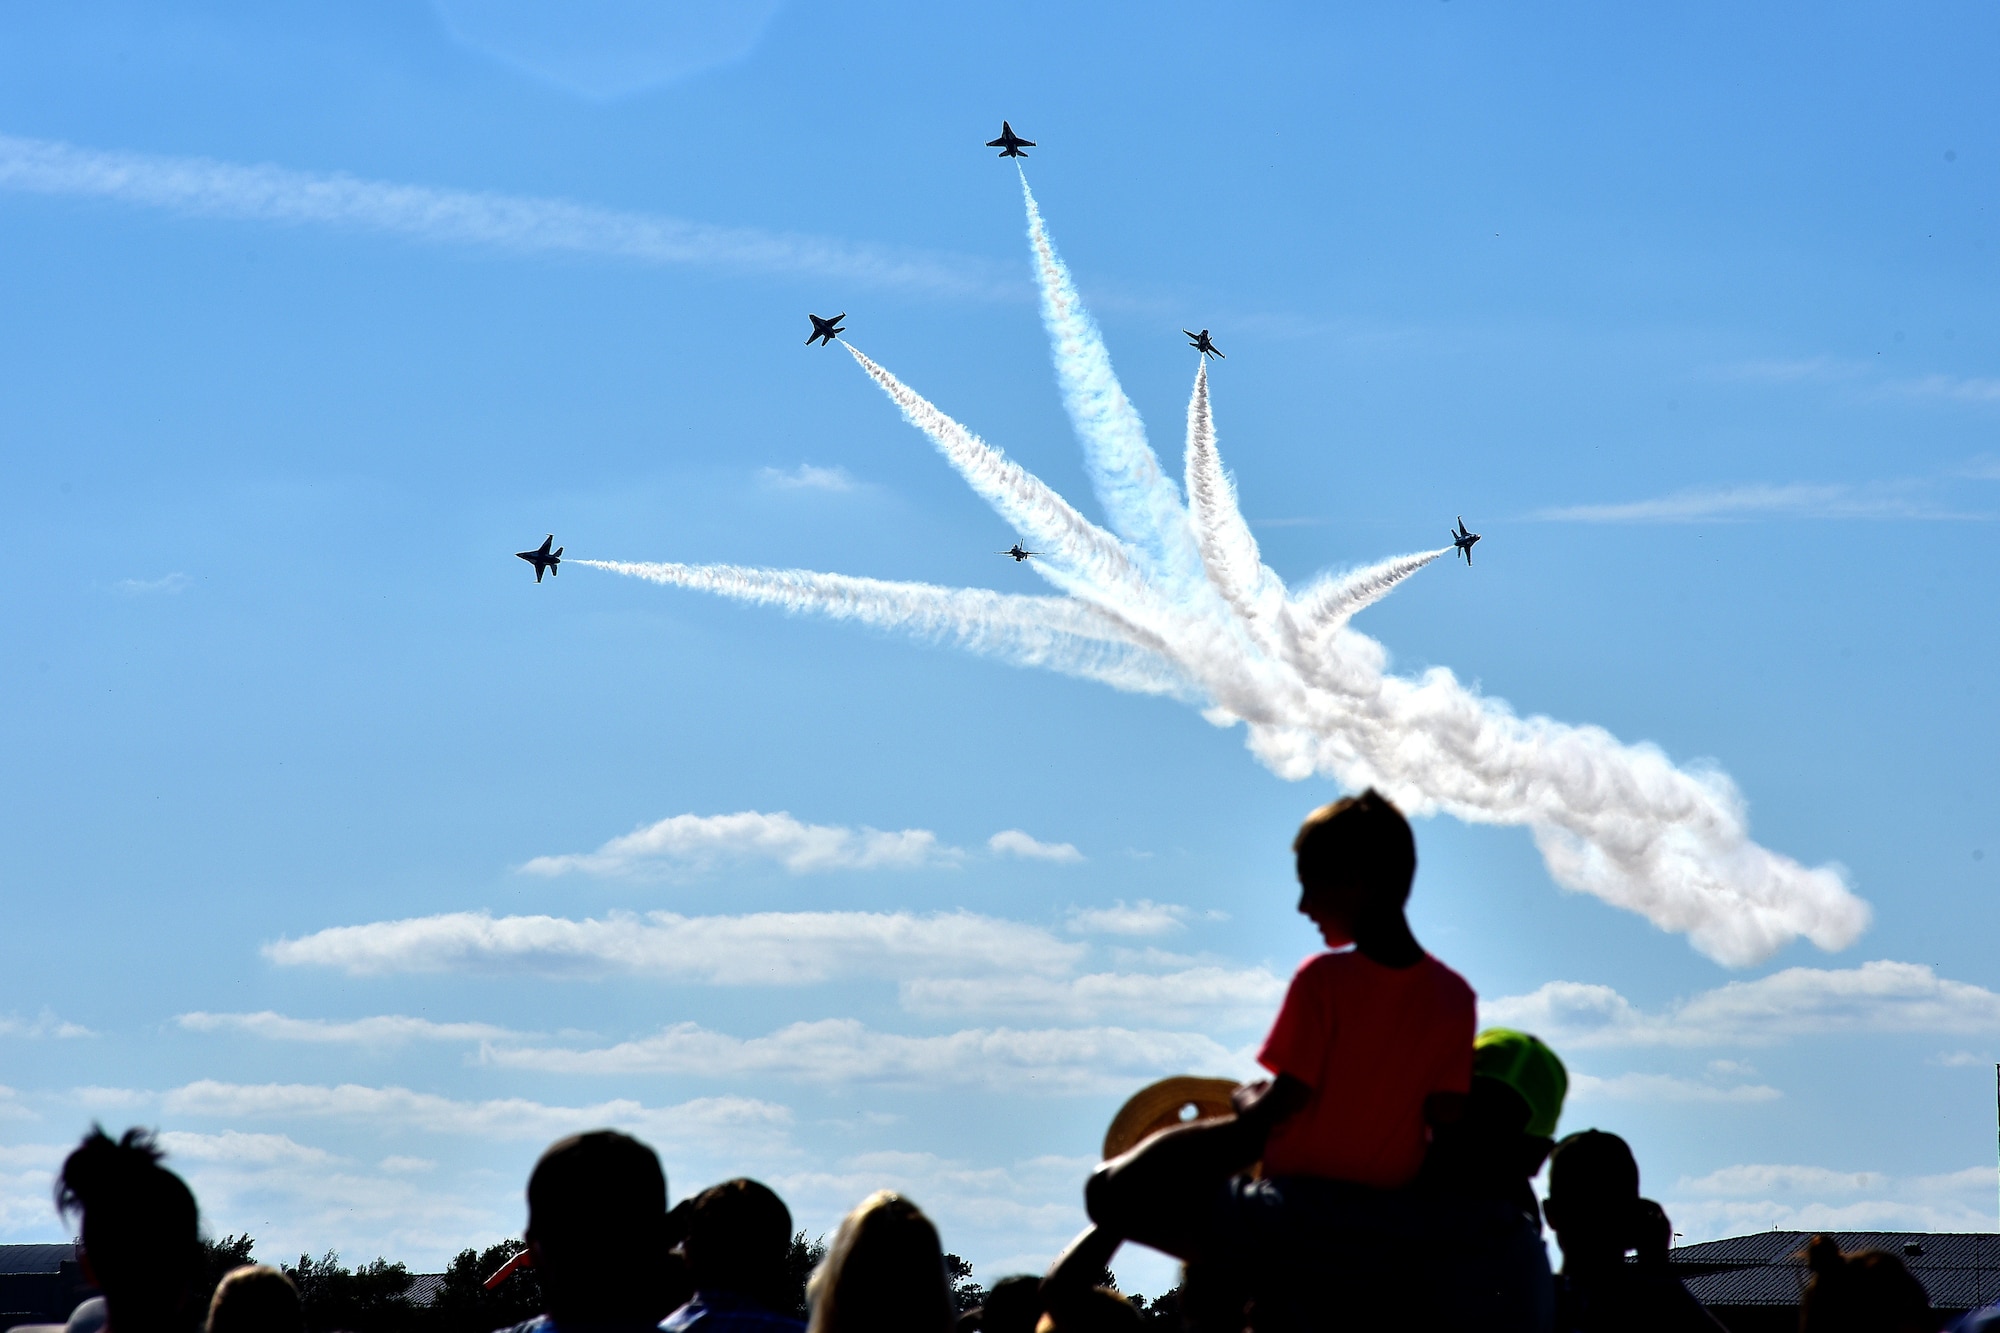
{"left": 0, "top": 0, "right": 1998, "bottom": 1294}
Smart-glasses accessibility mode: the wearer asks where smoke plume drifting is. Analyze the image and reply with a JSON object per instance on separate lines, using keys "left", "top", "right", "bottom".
{"left": 582, "top": 175, "right": 1867, "bottom": 967}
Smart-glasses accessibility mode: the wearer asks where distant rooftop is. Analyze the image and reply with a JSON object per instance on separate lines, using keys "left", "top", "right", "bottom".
{"left": 1670, "top": 1231, "right": 2000, "bottom": 1313}
{"left": 0, "top": 1248, "right": 75, "bottom": 1278}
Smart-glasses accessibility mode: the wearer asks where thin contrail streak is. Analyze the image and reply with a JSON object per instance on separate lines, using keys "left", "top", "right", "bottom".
{"left": 841, "top": 344, "right": 1148, "bottom": 604}
{"left": 1184, "top": 361, "right": 1286, "bottom": 638}
{"left": 0, "top": 131, "right": 1016, "bottom": 300}
{"left": 573, "top": 560, "right": 1191, "bottom": 698}
{"left": 584, "top": 181, "right": 1870, "bottom": 966}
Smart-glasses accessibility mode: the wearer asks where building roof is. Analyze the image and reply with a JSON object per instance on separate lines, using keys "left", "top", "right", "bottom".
{"left": 1669, "top": 1231, "right": 2000, "bottom": 1313}
{"left": 0, "top": 1248, "right": 75, "bottom": 1277}
{"left": 402, "top": 1274, "right": 447, "bottom": 1307}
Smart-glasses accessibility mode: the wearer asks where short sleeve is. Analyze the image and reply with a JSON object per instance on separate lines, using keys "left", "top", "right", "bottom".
{"left": 1257, "top": 956, "right": 1335, "bottom": 1087}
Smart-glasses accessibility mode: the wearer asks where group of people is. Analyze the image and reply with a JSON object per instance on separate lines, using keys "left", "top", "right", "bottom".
{"left": 35, "top": 792, "right": 1961, "bottom": 1332}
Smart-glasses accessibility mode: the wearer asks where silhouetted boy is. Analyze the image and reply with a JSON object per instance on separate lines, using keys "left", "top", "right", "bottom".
{"left": 1056, "top": 790, "right": 1475, "bottom": 1329}
{"left": 1545, "top": 1130, "right": 1723, "bottom": 1333}
{"left": 663, "top": 1179, "right": 804, "bottom": 1333}
{"left": 500, "top": 1130, "right": 683, "bottom": 1333}
{"left": 1416, "top": 1027, "right": 1570, "bottom": 1329}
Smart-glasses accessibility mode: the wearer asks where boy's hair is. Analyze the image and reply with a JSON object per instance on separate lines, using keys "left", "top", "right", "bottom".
{"left": 56, "top": 1126, "right": 202, "bottom": 1324}
{"left": 1547, "top": 1129, "right": 1639, "bottom": 1212}
{"left": 206, "top": 1265, "right": 302, "bottom": 1333}
{"left": 526, "top": 1130, "right": 670, "bottom": 1320}
{"left": 1293, "top": 789, "right": 1416, "bottom": 905}
{"left": 684, "top": 1178, "right": 793, "bottom": 1307}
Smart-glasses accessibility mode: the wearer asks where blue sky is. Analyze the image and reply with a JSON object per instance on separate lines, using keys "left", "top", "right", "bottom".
{"left": 3, "top": 0, "right": 2000, "bottom": 1294}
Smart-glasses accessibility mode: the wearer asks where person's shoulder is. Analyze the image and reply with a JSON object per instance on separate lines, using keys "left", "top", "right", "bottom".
{"left": 1419, "top": 952, "right": 1475, "bottom": 1002}
{"left": 1290, "top": 949, "right": 1352, "bottom": 981}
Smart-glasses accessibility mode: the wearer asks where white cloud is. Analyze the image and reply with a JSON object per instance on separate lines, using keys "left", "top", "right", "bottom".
{"left": 758, "top": 464, "right": 857, "bottom": 492}
{"left": 267, "top": 908, "right": 1080, "bottom": 981}
{"left": 0, "top": 1010, "right": 92, "bottom": 1039}
{"left": 521, "top": 810, "right": 959, "bottom": 878}
{"left": 1567, "top": 1071, "right": 1780, "bottom": 1103}
{"left": 379, "top": 1156, "right": 436, "bottom": 1174}
{"left": 178, "top": 1012, "right": 520, "bottom": 1045}
{"left": 1065, "top": 900, "right": 1186, "bottom": 936}
{"left": 479, "top": 1017, "right": 1248, "bottom": 1094}
{"left": 1486, "top": 960, "right": 2000, "bottom": 1050}
{"left": 157, "top": 1130, "right": 338, "bottom": 1168}
{"left": 1664, "top": 1162, "right": 1996, "bottom": 1241}
{"left": 113, "top": 572, "right": 189, "bottom": 595}
{"left": 162, "top": 1081, "right": 794, "bottom": 1152}
{"left": 1533, "top": 481, "right": 1976, "bottom": 524}
{"left": 0, "top": 133, "right": 1015, "bottom": 302}
{"left": 1933, "top": 1050, "right": 1987, "bottom": 1067}
{"left": 771, "top": 1148, "right": 1096, "bottom": 1286}
{"left": 988, "top": 830, "right": 1084, "bottom": 864}
{"left": 1886, "top": 373, "right": 2000, "bottom": 404}
{"left": 900, "top": 965, "right": 1284, "bottom": 1027}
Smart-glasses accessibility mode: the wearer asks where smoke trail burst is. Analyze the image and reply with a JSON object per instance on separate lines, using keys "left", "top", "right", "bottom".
{"left": 584, "top": 184, "right": 1869, "bottom": 967}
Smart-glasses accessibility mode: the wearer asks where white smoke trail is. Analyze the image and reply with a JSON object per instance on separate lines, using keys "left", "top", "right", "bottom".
{"left": 842, "top": 344, "right": 1145, "bottom": 604}
{"left": 1184, "top": 361, "right": 1286, "bottom": 636}
{"left": 0, "top": 132, "right": 1013, "bottom": 300}
{"left": 581, "top": 188, "right": 1871, "bottom": 967}
{"left": 573, "top": 560, "right": 1191, "bottom": 698}
{"left": 1021, "top": 173, "right": 1203, "bottom": 584}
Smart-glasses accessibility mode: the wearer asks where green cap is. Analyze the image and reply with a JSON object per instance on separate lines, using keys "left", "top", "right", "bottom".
{"left": 1474, "top": 1028, "right": 1568, "bottom": 1139}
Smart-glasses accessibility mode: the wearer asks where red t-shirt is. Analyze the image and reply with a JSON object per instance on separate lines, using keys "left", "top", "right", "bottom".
{"left": 1255, "top": 949, "right": 1475, "bottom": 1189}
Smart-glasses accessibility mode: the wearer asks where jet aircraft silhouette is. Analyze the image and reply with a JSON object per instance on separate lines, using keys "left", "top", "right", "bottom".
{"left": 516, "top": 535, "right": 562, "bottom": 582}
{"left": 806, "top": 313, "right": 846, "bottom": 346}
{"left": 1185, "top": 328, "right": 1225, "bottom": 359}
{"left": 987, "top": 122, "right": 1035, "bottom": 157}
{"left": 1451, "top": 517, "right": 1481, "bottom": 565}
{"left": 999, "top": 543, "right": 1042, "bottom": 562}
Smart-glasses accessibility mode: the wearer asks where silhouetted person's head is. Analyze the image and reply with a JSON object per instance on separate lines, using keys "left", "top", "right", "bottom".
{"left": 525, "top": 1130, "right": 672, "bottom": 1325}
{"left": 56, "top": 1127, "right": 202, "bottom": 1333}
{"left": 205, "top": 1265, "right": 301, "bottom": 1333}
{"left": 1293, "top": 790, "right": 1416, "bottom": 950}
{"left": 1799, "top": 1236, "right": 1933, "bottom": 1333}
{"left": 1545, "top": 1130, "right": 1641, "bottom": 1266}
{"left": 1469, "top": 1028, "right": 1567, "bottom": 1170}
{"left": 806, "top": 1192, "right": 952, "bottom": 1333}
{"left": 684, "top": 1178, "right": 793, "bottom": 1312}
{"left": 974, "top": 1277, "right": 1041, "bottom": 1333}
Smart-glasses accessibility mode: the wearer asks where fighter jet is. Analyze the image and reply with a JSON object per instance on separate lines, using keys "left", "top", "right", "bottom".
{"left": 998, "top": 543, "right": 1042, "bottom": 562}
{"left": 986, "top": 122, "right": 1035, "bottom": 158}
{"left": 1184, "top": 329, "right": 1225, "bottom": 360}
{"left": 516, "top": 535, "right": 562, "bottom": 583}
{"left": 805, "top": 313, "right": 846, "bottom": 346}
{"left": 1451, "top": 517, "right": 1481, "bottom": 565}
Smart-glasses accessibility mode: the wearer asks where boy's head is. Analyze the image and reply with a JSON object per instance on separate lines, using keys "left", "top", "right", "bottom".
{"left": 526, "top": 1129, "right": 671, "bottom": 1322}
{"left": 683, "top": 1178, "right": 794, "bottom": 1311}
{"left": 1293, "top": 790, "right": 1416, "bottom": 941}
{"left": 1544, "top": 1129, "right": 1641, "bottom": 1261}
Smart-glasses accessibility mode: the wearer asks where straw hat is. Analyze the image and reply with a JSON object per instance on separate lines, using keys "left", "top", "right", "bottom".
{"left": 1101, "top": 1076, "right": 1243, "bottom": 1160}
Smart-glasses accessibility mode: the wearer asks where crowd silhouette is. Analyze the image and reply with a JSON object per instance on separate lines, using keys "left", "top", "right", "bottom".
{"left": 29, "top": 794, "right": 1968, "bottom": 1333}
